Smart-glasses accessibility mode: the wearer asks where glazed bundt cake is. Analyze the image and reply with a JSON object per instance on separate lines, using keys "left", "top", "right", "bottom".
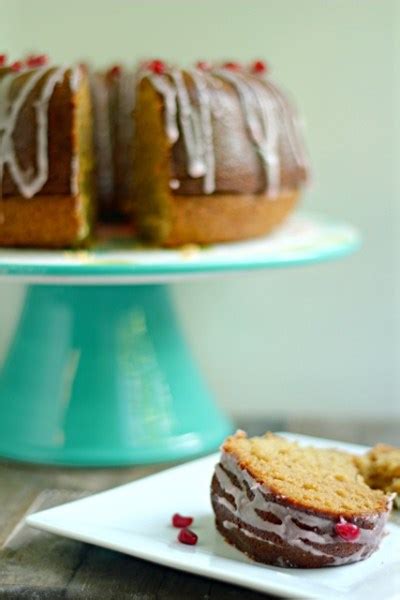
{"left": 133, "top": 59, "right": 309, "bottom": 246}
{"left": 0, "top": 56, "right": 309, "bottom": 248}
{"left": 211, "top": 431, "right": 393, "bottom": 568}
{"left": 0, "top": 55, "right": 95, "bottom": 248}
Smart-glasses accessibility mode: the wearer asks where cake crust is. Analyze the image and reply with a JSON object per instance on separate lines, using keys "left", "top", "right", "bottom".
{"left": 0, "top": 195, "right": 89, "bottom": 247}
{"left": 160, "top": 190, "right": 298, "bottom": 247}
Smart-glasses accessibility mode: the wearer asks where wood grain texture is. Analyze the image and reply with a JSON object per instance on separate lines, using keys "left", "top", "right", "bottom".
{"left": 209, "top": 581, "right": 275, "bottom": 600}
{"left": 0, "top": 419, "right": 397, "bottom": 599}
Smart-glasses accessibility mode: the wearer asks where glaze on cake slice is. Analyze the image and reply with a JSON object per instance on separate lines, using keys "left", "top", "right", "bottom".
{"left": 211, "top": 431, "right": 393, "bottom": 568}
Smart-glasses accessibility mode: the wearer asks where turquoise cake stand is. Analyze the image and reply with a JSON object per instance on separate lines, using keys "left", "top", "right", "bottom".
{"left": 0, "top": 213, "right": 360, "bottom": 466}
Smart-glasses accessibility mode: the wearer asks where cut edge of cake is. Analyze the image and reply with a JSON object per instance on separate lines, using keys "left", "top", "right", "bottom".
{"left": 0, "top": 64, "right": 95, "bottom": 248}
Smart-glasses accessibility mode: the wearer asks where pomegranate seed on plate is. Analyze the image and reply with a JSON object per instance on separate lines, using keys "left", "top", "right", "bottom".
{"left": 172, "top": 513, "right": 194, "bottom": 528}
{"left": 178, "top": 527, "right": 198, "bottom": 545}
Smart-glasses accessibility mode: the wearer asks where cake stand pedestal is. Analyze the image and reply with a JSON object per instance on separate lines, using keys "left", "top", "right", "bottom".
{"left": 0, "top": 213, "right": 360, "bottom": 466}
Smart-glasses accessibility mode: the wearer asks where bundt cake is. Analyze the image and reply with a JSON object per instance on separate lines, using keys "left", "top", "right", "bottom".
{"left": 0, "top": 55, "right": 95, "bottom": 248}
{"left": 133, "top": 59, "right": 309, "bottom": 246}
{"left": 0, "top": 56, "right": 309, "bottom": 248}
{"left": 211, "top": 431, "right": 394, "bottom": 568}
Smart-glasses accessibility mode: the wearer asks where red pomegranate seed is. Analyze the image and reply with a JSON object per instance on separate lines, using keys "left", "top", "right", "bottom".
{"left": 196, "top": 60, "right": 211, "bottom": 71}
{"left": 178, "top": 527, "right": 198, "bottom": 545}
{"left": 0, "top": 54, "right": 7, "bottom": 67}
{"left": 148, "top": 59, "right": 166, "bottom": 75}
{"left": 223, "top": 61, "right": 240, "bottom": 71}
{"left": 172, "top": 513, "right": 194, "bottom": 528}
{"left": 335, "top": 519, "right": 360, "bottom": 541}
{"left": 108, "top": 64, "right": 121, "bottom": 78}
{"left": 251, "top": 60, "right": 268, "bottom": 75}
{"left": 10, "top": 61, "right": 24, "bottom": 72}
{"left": 26, "top": 54, "right": 48, "bottom": 67}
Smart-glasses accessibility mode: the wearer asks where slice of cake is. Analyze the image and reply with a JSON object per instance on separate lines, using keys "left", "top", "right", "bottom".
{"left": 133, "top": 59, "right": 309, "bottom": 247}
{"left": 211, "top": 431, "right": 393, "bottom": 568}
{"left": 0, "top": 59, "right": 95, "bottom": 248}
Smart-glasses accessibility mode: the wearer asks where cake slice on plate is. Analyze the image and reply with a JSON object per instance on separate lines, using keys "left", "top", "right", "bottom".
{"left": 211, "top": 431, "right": 393, "bottom": 568}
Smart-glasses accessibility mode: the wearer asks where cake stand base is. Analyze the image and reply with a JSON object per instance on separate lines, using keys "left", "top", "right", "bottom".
{"left": 0, "top": 284, "right": 233, "bottom": 466}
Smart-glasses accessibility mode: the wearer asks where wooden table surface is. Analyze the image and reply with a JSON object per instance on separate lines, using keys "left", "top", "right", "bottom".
{"left": 0, "top": 417, "right": 398, "bottom": 600}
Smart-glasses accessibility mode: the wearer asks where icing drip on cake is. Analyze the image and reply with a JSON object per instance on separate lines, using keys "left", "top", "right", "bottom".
{"left": 189, "top": 69, "right": 216, "bottom": 194}
{"left": 151, "top": 69, "right": 216, "bottom": 193}
{"left": 213, "top": 452, "right": 391, "bottom": 566}
{"left": 148, "top": 74, "right": 179, "bottom": 144}
{"left": 0, "top": 66, "right": 67, "bottom": 198}
{"left": 69, "top": 65, "right": 81, "bottom": 93}
{"left": 146, "top": 65, "right": 307, "bottom": 197}
{"left": 261, "top": 77, "right": 310, "bottom": 176}
{"left": 169, "top": 69, "right": 206, "bottom": 179}
{"left": 215, "top": 69, "right": 280, "bottom": 197}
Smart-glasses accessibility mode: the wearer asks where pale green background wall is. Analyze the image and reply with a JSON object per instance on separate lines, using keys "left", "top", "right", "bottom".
{"left": 0, "top": 0, "right": 399, "bottom": 419}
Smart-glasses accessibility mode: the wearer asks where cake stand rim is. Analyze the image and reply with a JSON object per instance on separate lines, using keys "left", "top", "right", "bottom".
{"left": 0, "top": 212, "right": 361, "bottom": 284}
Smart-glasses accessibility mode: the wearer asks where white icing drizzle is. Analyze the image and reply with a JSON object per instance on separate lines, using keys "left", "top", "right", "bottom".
{"left": 147, "top": 66, "right": 310, "bottom": 199}
{"left": 169, "top": 69, "right": 206, "bottom": 179}
{"left": 213, "top": 452, "right": 391, "bottom": 567}
{"left": 0, "top": 66, "right": 67, "bottom": 199}
{"left": 148, "top": 74, "right": 179, "bottom": 144}
{"left": 69, "top": 65, "right": 81, "bottom": 93}
{"left": 189, "top": 68, "right": 215, "bottom": 194}
{"left": 202, "top": 74, "right": 227, "bottom": 120}
{"left": 248, "top": 76, "right": 280, "bottom": 197}
{"left": 149, "top": 70, "right": 216, "bottom": 193}
{"left": 215, "top": 69, "right": 280, "bottom": 197}
{"left": 261, "top": 76, "right": 310, "bottom": 175}
{"left": 169, "top": 178, "right": 180, "bottom": 190}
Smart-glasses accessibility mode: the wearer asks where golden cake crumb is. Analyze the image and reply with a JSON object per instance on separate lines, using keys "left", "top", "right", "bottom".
{"left": 355, "top": 444, "right": 400, "bottom": 497}
{"left": 222, "top": 432, "right": 390, "bottom": 517}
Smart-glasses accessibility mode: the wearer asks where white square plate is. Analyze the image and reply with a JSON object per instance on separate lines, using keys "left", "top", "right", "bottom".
{"left": 26, "top": 433, "right": 400, "bottom": 599}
